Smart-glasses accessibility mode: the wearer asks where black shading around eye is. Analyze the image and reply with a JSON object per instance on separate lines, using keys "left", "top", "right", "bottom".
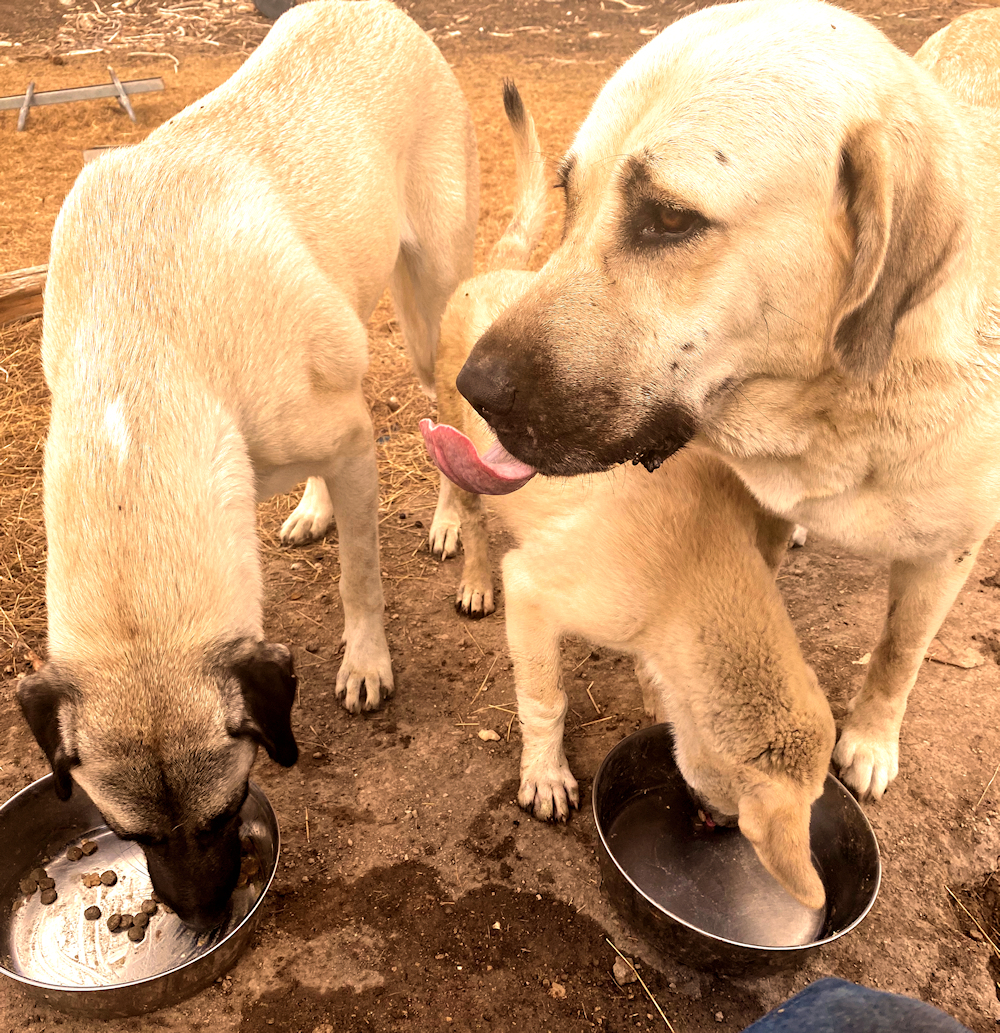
{"left": 616, "top": 154, "right": 707, "bottom": 251}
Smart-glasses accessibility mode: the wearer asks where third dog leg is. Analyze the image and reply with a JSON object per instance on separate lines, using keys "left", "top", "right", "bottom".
{"left": 504, "top": 553, "right": 577, "bottom": 821}
{"left": 833, "top": 542, "right": 983, "bottom": 798}
{"left": 324, "top": 403, "right": 394, "bottom": 714}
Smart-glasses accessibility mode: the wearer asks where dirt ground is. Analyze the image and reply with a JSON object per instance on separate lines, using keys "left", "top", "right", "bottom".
{"left": 2, "top": 1, "right": 1000, "bottom": 1031}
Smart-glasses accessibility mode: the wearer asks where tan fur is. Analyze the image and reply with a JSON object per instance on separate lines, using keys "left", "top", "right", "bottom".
{"left": 455, "top": 0, "right": 1000, "bottom": 800}
{"left": 432, "top": 89, "right": 835, "bottom": 910}
{"left": 21, "top": 0, "right": 477, "bottom": 926}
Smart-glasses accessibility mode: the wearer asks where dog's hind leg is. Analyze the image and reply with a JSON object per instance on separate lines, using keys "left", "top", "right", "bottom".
{"left": 320, "top": 395, "right": 394, "bottom": 714}
{"left": 279, "top": 476, "right": 335, "bottom": 547}
{"left": 504, "top": 551, "right": 577, "bottom": 822}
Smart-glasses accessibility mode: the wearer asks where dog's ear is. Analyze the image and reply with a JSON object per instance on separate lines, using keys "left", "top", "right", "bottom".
{"left": 16, "top": 667, "right": 80, "bottom": 800}
{"left": 831, "top": 119, "right": 964, "bottom": 379}
{"left": 230, "top": 642, "right": 298, "bottom": 767}
{"left": 738, "top": 780, "right": 826, "bottom": 911}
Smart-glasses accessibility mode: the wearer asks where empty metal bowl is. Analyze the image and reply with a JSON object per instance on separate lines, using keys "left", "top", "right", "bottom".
{"left": 0, "top": 774, "right": 279, "bottom": 1017}
{"left": 593, "top": 724, "right": 880, "bottom": 973}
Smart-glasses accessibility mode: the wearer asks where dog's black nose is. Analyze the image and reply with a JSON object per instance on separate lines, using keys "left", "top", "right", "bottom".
{"left": 456, "top": 351, "right": 517, "bottom": 420}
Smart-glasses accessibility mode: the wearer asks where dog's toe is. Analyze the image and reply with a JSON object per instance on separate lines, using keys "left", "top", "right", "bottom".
{"left": 456, "top": 582, "right": 496, "bottom": 619}
{"left": 429, "top": 518, "right": 461, "bottom": 559}
{"left": 335, "top": 641, "right": 394, "bottom": 713}
{"left": 280, "top": 510, "right": 332, "bottom": 547}
{"left": 832, "top": 728, "right": 898, "bottom": 800}
{"left": 518, "top": 771, "right": 579, "bottom": 823}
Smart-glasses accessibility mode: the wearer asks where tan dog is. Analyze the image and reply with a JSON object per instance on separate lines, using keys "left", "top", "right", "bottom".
{"left": 18, "top": 0, "right": 478, "bottom": 929}
{"left": 455, "top": 1, "right": 1000, "bottom": 801}
{"left": 425, "top": 85, "right": 835, "bottom": 911}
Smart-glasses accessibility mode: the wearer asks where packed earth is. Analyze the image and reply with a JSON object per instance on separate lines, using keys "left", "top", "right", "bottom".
{"left": 2, "top": 1, "right": 1000, "bottom": 1031}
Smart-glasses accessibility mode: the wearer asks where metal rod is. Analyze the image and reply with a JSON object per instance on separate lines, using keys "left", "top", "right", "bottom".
{"left": 107, "top": 66, "right": 137, "bottom": 123}
{"left": 16, "top": 82, "right": 35, "bottom": 131}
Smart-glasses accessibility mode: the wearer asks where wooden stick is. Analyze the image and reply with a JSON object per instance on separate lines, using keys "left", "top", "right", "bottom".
{"left": 0, "top": 265, "right": 47, "bottom": 325}
{"left": 17, "top": 82, "right": 35, "bottom": 131}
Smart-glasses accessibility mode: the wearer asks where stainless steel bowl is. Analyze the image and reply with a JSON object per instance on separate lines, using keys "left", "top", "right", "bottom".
{"left": 593, "top": 724, "right": 880, "bottom": 973}
{"left": 0, "top": 774, "right": 279, "bottom": 1017}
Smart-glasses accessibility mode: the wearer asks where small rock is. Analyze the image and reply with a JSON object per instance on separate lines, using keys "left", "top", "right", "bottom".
{"left": 548, "top": 982, "right": 567, "bottom": 1000}
{"left": 969, "top": 927, "right": 985, "bottom": 941}
{"left": 715, "top": 1012, "right": 725, "bottom": 1022}
{"left": 387, "top": 395, "right": 401, "bottom": 412}
{"left": 478, "top": 729, "right": 501, "bottom": 742}
{"left": 613, "top": 957, "right": 638, "bottom": 985}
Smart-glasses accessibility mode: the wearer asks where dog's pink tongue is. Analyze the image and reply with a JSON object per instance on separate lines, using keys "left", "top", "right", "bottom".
{"left": 420, "top": 419, "right": 536, "bottom": 495}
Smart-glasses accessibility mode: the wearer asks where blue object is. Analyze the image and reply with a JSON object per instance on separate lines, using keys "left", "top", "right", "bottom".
{"left": 745, "top": 978, "right": 973, "bottom": 1033}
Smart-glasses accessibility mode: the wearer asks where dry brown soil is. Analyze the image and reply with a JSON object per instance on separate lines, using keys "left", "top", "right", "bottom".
{"left": 2, "top": 2, "right": 1000, "bottom": 1032}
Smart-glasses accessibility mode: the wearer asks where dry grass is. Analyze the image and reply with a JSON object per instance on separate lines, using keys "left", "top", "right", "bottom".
{"left": 0, "top": 318, "right": 48, "bottom": 671}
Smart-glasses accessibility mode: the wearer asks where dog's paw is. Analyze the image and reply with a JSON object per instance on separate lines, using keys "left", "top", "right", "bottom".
{"left": 456, "top": 579, "right": 495, "bottom": 619}
{"left": 335, "top": 636, "right": 394, "bottom": 714}
{"left": 832, "top": 726, "right": 899, "bottom": 800}
{"left": 518, "top": 765, "right": 579, "bottom": 823}
{"left": 280, "top": 498, "right": 334, "bottom": 547}
{"left": 429, "top": 515, "right": 461, "bottom": 559}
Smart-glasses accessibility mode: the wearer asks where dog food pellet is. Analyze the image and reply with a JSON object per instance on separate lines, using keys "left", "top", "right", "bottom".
{"left": 18, "top": 878, "right": 38, "bottom": 895}
{"left": 82, "top": 873, "right": 101, "bottom": 888}
{"left": 84, "top": 905, "right": 102, "bottom": 920}
{"left": 28, "top": 867, "right": 47, "bottom": 882}
{"left": 140, "top": 899, "right": 157, "bottom": 915}
{"left": 40, "top": 889, "right": 58, "bottom": 905}
{"left": 107, "top": 913, "right": 122, "bottom": 932}
{"left": 118, "top": 913, "right": 133, "bottom": 930}
{"left": 37, "top": 877, "right": 55, "bottom": 891}
{"left": 236, "top": 872, "right": 249, "bottom": 889}
{"left": 127, "top": 925, "right": 145, "bottom": 943}
{"left": 133, "top": 911, "right": 149, "bottom": 928}
{"left": 150, "top": 891, "right": 161, "bottom": 903}
{"left": 67, "top": 846, "right": 83, "bottom": 862}
{"left": 80, "top": 840, "right": 98, "bottom": 856}
{"left": 99, "top": 870, "right": 117, "bottom": 886}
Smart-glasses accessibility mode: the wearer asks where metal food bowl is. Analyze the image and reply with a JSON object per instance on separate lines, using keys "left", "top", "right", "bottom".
{"left": 593, "top": 724, "right": 880, "bottom": 973}
{"left": 0, "top": 774, "right": 279, "bottom": 1017}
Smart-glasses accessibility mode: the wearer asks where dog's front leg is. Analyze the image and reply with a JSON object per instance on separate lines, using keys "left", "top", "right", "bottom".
{"left": 833, "top": 542, "right": 983, "bottom": 798}
{"left": 430, "top": 477, "right": 495, "bottom": 617}
{"left": 323, "top": 406, "right": 394, "bottom": 713}
{"left": 504, "top": 553, "right": 577, "bottom": 821}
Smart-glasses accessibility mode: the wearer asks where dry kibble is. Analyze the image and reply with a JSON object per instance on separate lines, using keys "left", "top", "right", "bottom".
{"left": 84, "top": 905, "right": 101, "bottom": 920}
{"left": 107, "top": 913, "right": 122, "bottom": 932}
{"left": 18, "top": 878, "right": 38, "bottom": 895}
{"left": 140, "top": 899, "right": 157, "bottom": 915}
{"left": 133, "top": 911, "right": 149, "bottom": 928}
{"left": 37, "top": 877, "right": 55, "bottom": 891}
{"left": 80, "top": 840, "right": 98, "bottom": 856}
{"left": 127, "top": 924, "right": 145, "bottom": 942}
{"left": 28, "top": 868, "right": 47, "bottom": 882}
{"left": 118, "top": 914, "right": 133, "bottom": 930}
{"left": 99, "top": 870, "right": 117, "bottom": 886}
{"left": 150, "top": 891, "right": 161, "bottom": 903}
{"left": 40, "top": 888, "right": 58, "bottom": 905}
{"left": 67, "top": 846, "right": 83, "bottom": 862}
{"left": 82, "top": 873, "right": 101, "bottom": 888}
{"left": 236, "top": 872, "right": 249, "bottom": 889}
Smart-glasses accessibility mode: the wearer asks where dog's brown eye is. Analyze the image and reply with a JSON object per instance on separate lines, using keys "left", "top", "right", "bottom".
{"left": 639, "top": 204, "right": 702, "bottom": 243}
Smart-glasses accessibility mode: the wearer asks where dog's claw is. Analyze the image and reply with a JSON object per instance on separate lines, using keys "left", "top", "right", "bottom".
{"left": 429, "top": 519, "right": 461, "bottom": 559}
{"left": 517, "top": 770, "right": 580, "bottom": 823}
{"left": 456, "top": 583, "right": 495, "bottom": 619}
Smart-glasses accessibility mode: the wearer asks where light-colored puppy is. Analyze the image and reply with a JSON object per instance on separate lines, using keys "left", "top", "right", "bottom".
{"left": 18, "top": 0, "right": 478, "bottom": 929}
{"left": 425, "top": 86, "right": 835, "bottom": 911}
{"left": 454, "top": 1, "right": 1000, "bottom": 801}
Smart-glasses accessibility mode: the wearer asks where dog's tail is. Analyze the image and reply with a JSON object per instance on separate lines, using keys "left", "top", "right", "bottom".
{"left": 487, "top": 81, "right": 549, "bottom": 273}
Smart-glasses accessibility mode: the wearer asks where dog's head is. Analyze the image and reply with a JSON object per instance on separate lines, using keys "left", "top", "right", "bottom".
{"left": 670, "top": 663, "right": 835, "bottom": 912}
{"left": 456, "top": 0, "right": 968, "bottom": 475}
{"left": 17, "top": 639, "right": 298, "bottom": 931}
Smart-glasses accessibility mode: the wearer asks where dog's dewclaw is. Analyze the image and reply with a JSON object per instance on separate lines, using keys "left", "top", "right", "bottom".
{"left": 419, "top": 419, "right": 536, "bottom": 495}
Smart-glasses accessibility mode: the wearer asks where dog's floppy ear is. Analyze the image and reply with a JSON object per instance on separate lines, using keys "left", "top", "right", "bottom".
{"left": 831, "top": 119, "right": 964, "bottom": 379}
{"left": 16, "top": 666, "right": 80, "bottom": 800}
{"left": 738, "top": 780, "right": 826, "bottom": 911}
{"left": 230, "top": 642, "right": 299, "bottom": 767}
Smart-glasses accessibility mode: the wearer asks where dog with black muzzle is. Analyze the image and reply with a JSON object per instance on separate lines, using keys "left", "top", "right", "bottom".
{"left": 456, "top": 0, "right": 1000, "bottom": 803}
{"left": 17, "top": 0, "right": 478, "bottom": 930}
{"left": 423, "top": 84, "right": 836, "bottom": 911}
